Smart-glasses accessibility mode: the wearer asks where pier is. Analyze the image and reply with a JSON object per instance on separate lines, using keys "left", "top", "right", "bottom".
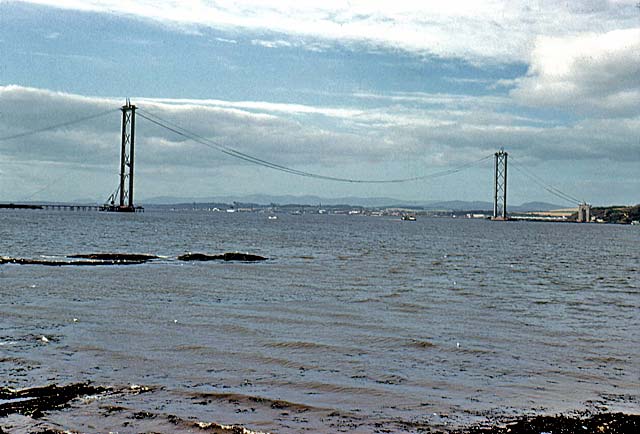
{"left": 0, "top": 203, "right": 101, "bottom": 211}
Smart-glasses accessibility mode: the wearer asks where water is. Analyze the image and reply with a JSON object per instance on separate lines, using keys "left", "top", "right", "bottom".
{"left": 1, "top": 210, "right": 639, "bottom": 432}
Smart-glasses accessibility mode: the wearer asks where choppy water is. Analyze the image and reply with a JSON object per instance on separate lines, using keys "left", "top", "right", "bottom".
{"left": 1, "top": 209, "right": 639, "bottom": 432}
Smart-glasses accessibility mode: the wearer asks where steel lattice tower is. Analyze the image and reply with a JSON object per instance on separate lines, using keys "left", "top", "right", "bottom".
{"left": 119, "top": 99, "right": 136, "bottom": 211}
{"left": 493, "top": 149, "right": 508, "bottom": 220}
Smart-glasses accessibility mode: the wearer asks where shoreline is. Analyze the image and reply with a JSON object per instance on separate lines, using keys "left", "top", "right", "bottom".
{"left": 1, "top": 383, "right": 638, "bottom": 433}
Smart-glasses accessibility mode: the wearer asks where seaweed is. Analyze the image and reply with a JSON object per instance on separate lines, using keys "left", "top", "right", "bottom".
{"left": 0, "top": 383, "right": 107, "bottom": 418}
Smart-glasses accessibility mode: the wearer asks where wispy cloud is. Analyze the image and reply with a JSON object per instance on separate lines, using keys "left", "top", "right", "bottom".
{"left": 26, "top": 50, "right": 116, "bottom": 68}
{"left": 141, "top": 97, "right": 364, "bottom": 120}
{"left": 215, "top": 37, "right": 238, "bottom": 44}
{"left": 443, "top": 77, "right": 495, "bottom": 85}
{"left": 18, "top": 0, "right": 639, "bottom": 63}
{"left": 250, "top": 39, "right": 293, "bottom": 49}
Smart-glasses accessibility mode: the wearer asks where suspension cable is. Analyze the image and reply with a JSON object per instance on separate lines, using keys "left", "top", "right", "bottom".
{"left": 509, "top": 156, "right": 582, "bottom": 205}
{"left": 0, "top": 108, "right": 119, "bottom": 142}
{"left": 137, "top": 108, "right": 493, "bottom": 184}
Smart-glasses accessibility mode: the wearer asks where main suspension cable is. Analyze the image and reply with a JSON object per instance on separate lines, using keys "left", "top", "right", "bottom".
{"left": 137, "top": 108, "right": 492, "bottom": 184}
{"left": 509, "top": 157, "right": 582, "bottom": 205}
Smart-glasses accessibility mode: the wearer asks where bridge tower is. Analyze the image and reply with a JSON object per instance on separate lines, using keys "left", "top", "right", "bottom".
{"left": 493, "top": 149, "right": 508, "bottom": 220}
{"left": 117, "top": 99, "right": 136, "bottom": 212}
{"left": 101, "top": 99, "right": 143, "bottom": 212}
{"left": 576, "top": 202, "right": 591, "bottom": 222}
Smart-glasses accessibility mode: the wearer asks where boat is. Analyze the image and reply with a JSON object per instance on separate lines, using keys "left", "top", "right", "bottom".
{"left": 268, "top": 215, "right": 278, "bottom": 220}
{"left": 401, "top": 214, "right": 416, "bottom": 221}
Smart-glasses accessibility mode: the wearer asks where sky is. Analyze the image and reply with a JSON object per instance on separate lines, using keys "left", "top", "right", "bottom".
{"left": 0, "top": 0, "right": 638, "bottom": 206}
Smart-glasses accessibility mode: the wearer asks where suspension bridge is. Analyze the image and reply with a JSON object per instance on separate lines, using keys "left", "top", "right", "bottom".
{"left": 0, "top": 100, "right": 589, "bottom": 221}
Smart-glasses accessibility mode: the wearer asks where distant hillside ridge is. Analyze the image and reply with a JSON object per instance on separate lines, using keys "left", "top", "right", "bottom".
{"left": 140, "top": 194, "right": 563, "bottom": 211}
{"left": 584, "top": 204, "right": 640, "bottom": 224}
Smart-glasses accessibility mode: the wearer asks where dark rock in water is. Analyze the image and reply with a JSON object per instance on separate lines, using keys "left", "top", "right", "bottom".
{"left": 222, "top": 252, "right": 267, "bottom": 261}
{"left": 1, "top": 252, "right": 266, "bottom": 266}
{"left": 131, "top": 410, "right": 157, "bottom": 419}
{"left": 0, "top": 256, "right": 148, "bottom": 266}
{"left": 176, "top": 253, "right": 213, "bottom": 261}
{"left": 177, "top": 252, "right": 267, "bottom": 262}
{"left": 0, "top": 383, "right": 107, "bottom": 418}
{"left": 68, "top": 253, "right": 158, "bottom": 261}
{"left": 458, "top": 412, "right": 640, "bottom": 434}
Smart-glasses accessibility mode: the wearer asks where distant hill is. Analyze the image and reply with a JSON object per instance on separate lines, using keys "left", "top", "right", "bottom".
{"left": 418, "top": 201, "right": 562, "bottom": 212}
{"left": 422, "top": 201, "right": 493, "bottom": 211}
{"left": 142, "top": 194, "right": 424, "bottom": 208}
{"left": 590, "top": 204, "right": 640, "bottom": 224}
{"left": 140, "top": 194, "right": 563, "bottom": 212}
{"left": 513, "top": 201, "right": 569, "bottom": 212}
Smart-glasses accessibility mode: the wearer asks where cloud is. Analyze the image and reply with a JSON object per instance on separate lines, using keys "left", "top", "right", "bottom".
{"left": 141, "top": 97, "right": 365, "bottom": 120}
{"left": 2, "top": 84, "right": 638, "bottom": 172}
{"left": 17, "top": 0, "right": 640, "bottom": 64}
{"left": 215, "top": 37, "right": 237, "bottom": 44}
{"left": 250, "top": 39, "right": 293, "bottom": 49}
{"left": 0, "top": 85, "right": 392, "bottom": 173}
{"left": 511, "top": 28, "right": 640, "bottom": 116}
{"left": 0, "top": 84, "right": 638, "bottom": 203}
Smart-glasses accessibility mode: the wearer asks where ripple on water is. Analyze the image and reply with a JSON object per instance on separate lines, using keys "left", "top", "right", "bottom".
{"left": 1, "top": 212, "right": 639, "bottom": 432}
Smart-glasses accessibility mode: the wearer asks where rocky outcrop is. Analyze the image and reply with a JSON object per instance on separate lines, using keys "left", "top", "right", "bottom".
{"left": 1, "top": 252, "right": 268, "bottom": 266}
{"left": 458, "top": 413, "right": 640, "bottom": 434}
{"left": 68, "top": 253, "right": 159, "bottom": 261}
{"left": 0, "top": 257, "right": 148, "bottom": 266}
{"left": 177, "top": 252, "right": 267, "bottom": 262}
{"left": 0, "top": 383, "right": 107, "bottom": 418}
